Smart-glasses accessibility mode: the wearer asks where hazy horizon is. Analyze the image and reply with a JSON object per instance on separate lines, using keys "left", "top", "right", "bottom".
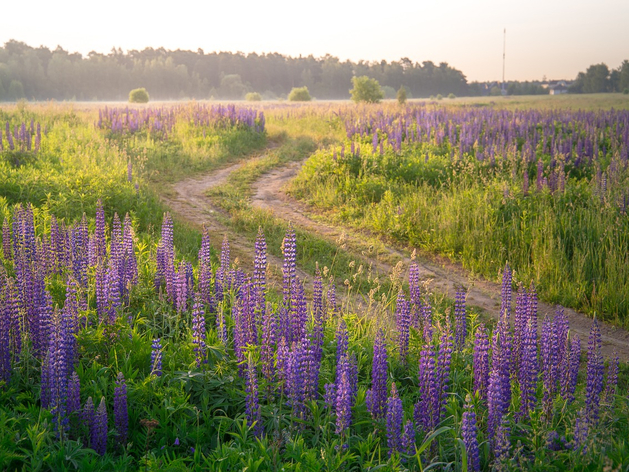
{"left": 3, "top": 0, "right": 628, "bottom": 82}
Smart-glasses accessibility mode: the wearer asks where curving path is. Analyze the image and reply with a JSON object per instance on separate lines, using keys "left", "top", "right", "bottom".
{"left": 164, "top": 154, "right": 629, "bottom": 362}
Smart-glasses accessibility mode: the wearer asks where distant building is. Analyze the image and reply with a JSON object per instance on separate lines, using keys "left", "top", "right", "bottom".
{"left": 549, "top": 84, "right": 569, "bottom": 95}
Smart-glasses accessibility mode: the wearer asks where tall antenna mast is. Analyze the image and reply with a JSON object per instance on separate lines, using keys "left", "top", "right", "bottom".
{"left": 502, "top": 28, "right": 506, "bottom": 95}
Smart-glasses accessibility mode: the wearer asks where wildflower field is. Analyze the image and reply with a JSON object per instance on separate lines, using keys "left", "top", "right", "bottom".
{"left": 0, "top": 98, "right": 628, "bottom": 471}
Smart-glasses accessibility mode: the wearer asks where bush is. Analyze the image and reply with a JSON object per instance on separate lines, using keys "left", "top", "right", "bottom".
{"left": 436, "top": 94, "right": 443, "bottom": 100}
{"left": 350, "top": 76, "right": 384, "bottom": 103}
{"left": 129, "top": 88, "right": 149, "bottom": 103}
{"left": 288, "top": 87, "right": 312, "bottom": 101}
{"left": 624, "top": 88, "right": 629, "bottom": 95}
{"left": 397, "top": 86, "right": 407, "bottom": 105}
{"left": 448, "top": 93, "right": 456, "bottom": 99}
{"left": 245, "top": 92, "right": 262, "bottom": 101}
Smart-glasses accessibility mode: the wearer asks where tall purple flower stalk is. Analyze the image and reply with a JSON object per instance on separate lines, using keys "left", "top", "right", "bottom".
{"left": 454, "top": 289, "right": 467, "bottom": 348}
{"left": 436, "top": 318, "right": 454, "bottom": 422}
{"left": 312, "top": 269, "right": 325, "bottom": 364}
{"left": 335, "top": 354, "right": 353, "bottom": 435}
{"left": 93, "top": 397, "right": 108, "bottom": 455}
{"left": 114, "top": 372, "right": 128, "bottom": 447}
{"left": 366, "top": 329, "right": 388, "bottom": 420}
{"left": 414, "top": 344, "right": 438, "bottom": 431}
{"left": 518, "top": 319, "right": 538, "bottom": 421}
{"left": 82, "top": 397, "right": 95, "bottom": 446}
{"left": 386, "top": 382, "right": 403, "bottom": 456}
{"left": 585, "top": 320, "right": 604, "bottom": 424}
{"left": 192, "top": 297, "right": 206, "bottom": 368}
{"left": 151, "top": 339, "right": 162, "bottom": 376}
{"left": 462, "top": 396, "right": 480, "bottom": 472}
{"left": 473, "top": 323, "right": 490, "bottom": 401}
{"left": 395, "top": 291, "right": 411, "bottom": 364}
{"left": 604, "top": 353, "right": 619, "bottom": 404}
{"left": 67, "top": 372, "right": 81, "bottom": 417}
{"left": 245, "top": 356, "right": 262, "bottom": 437}
{"left": 493, "top": 416, "right": 511, "bottom": 460}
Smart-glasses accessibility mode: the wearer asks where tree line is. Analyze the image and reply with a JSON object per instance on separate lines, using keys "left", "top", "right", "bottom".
{"left": 569, "top": 61, "right": 629, "bottom": 94}
{"left": 0, "top": 40, "right": 468, "bottom": 101}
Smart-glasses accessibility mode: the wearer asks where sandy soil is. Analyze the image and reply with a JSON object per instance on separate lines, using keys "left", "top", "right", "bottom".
{"left": 164, "top": 155, "right": 629, "bottom": 362}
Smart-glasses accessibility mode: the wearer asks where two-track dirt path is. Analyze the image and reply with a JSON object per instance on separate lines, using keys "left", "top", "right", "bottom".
{"left": 164, "top": 154, "right": 629, "bottom": 362}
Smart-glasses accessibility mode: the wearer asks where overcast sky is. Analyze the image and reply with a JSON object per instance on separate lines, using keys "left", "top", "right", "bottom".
{"left": 3, "top": 0, "right": 628, "bottom": 82}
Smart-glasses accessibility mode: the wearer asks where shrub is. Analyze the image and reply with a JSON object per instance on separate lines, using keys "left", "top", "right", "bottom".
{"left": 245, "top": 92, "right": 262, "bottom": 101}
{"left": 350, "top": 76, "right": 384, "bottom": 103}
{"left": 624, "top": 88, "right": 629, "bottom": 95}
{"left": 288, "top": 87, "right": 312, "bottom": 101}
{"left": 448, "top": 93, "right": 456, "bottom": 99}
{"left": 397, "top": 86, "right": 407, "bottom": 105}
{"left": 129, "top": 88, "right": 149, "bottom": 103}
{"left": 436, "top": 94, "right": 443, "bottom": 100}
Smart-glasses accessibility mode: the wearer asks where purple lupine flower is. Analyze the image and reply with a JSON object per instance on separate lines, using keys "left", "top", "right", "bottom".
{"left": 114, "top": 372, "right": 128, "bottom": 446}
{"left": 473, "top": 323, "right": 490, "bottom": 401}
{"left": 436, "top": 317, "right": 454, "bottom": 422}
{"left": 461, "top": 395, "right": 480, "bottom": 472}
{"left": 151, "top": 339, "right": 163, "bottom": 376}
{"left": 517, "top": 319, "right": 538, "bottom": 421}
{"left": 395, "top": 291, "right": 411, "bottom": 364}
{"left": 253, "top": 227, "right": 267, "bottom": 317}
{"left": 93, "top": 397, "right": 108, "bottom": 455}
{"left": 561, "top": 334, "right": 580, "bottom": 403}
{"left": 175, "top": 261, "right": 188, "bottom": 313}
{"left": 219, "top": 235, "right": 231, "bottom": 293}
{"left": 366, "top": 329, "right": 388, "bottom": 420}
{"left": 67, "top": 372, "right": 81, "bottom": 416}
{"left": 603, "top": 353, "right": 619, "bottom": 404}
{"left": 572, "top": 409, "right": 588, "bottom": 453}
{"left": 454, "top": 289, "right": 467, "bottom": 348}
{"left": 487, "top": 368, "right": 504, "bottom": 440}
{"left": 245, "top": 356, "right": 262, "bottom": 437}
{"left": 312, "top": 269, "right": 324, "bottom": 364}
{"left": 493, "top": 416, "right": 511, "bottom": 460}
{"left": 191, "top": 297, "right": 206, "bottom": 368}
{"left": 94, "top": 200, "right": 107, "bottom": 262}
{"left": 289, "top": 277, "right": 307, "bottom": 345}
{"left": 401, "top": 420, "right": 416, "bottom": 456}
{"left": 585, "top": 320, "right": 604, "bottom": 424}
{"left": 82, "top": 397, "right": 95, "bottom": 445}
{"left": 0, "top": 284, "right": 11, "bottom": 383}
{"left": 408, "top": 262, "right": 422, "bottom": 329}
{"left": 42, "top": 308, "right": 70, "bottom": 433}
{"left": 324, "top": 382, "right": 336, "bottom": 410}
{"left": 386, "top": 382, "right": 403, "bottom": 456}
{"left": 491, "top": 317, "right": 512, "bottom": 422}
{"left": 415, "top": 344, "right": 438, "bottom": 431}
{"left": 335, "top": 355, "right": 353, "bottom": 435}
{"left": 500, "top": 264, "right": 512, "bottom": 320}
{"left": 512, "top": 287, "right": 528, "bottom": 376}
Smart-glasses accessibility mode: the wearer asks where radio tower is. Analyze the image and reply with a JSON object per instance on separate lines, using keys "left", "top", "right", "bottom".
{"left": 501, "top": 28, "right": 506, "bottom": 95}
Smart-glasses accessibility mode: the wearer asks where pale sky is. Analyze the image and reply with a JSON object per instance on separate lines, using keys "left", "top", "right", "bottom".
{"left": 3, "top": 0, "right": 628, "bottom": 82}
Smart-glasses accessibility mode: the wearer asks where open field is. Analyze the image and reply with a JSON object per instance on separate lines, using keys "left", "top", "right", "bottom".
{"left": 0, "top": 95, "right": 628, "bottom": 471}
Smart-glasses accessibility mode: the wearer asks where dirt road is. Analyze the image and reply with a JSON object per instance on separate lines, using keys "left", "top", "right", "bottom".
{"left": 165, "top": 155, "right": 629, "bottom": 362}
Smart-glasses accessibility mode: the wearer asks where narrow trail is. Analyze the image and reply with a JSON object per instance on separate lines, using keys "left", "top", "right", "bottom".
{"left": 164, "top": 153, "right": 629, "bottom": 362}
{"left": 161, "top": 161, "right": 312, "bottom": 286}
{"left": 250, "top": 160, "right": 629, "bottom": 362}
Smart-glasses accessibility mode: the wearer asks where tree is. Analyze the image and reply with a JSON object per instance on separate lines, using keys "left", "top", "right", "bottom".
{"left": 350, "top": 76, "right": 384, "bottom": 103}
{"left": 245, "top": 92, "right": 262, "bottom": 101}
{"left": 129, "top": 87, "right": 149, "bottom": 103}
{"left": 288, "top": 86, "right": 311, "bottom": 101}
{"left": 397, "top": 86, "right": 407, "bottom": 105}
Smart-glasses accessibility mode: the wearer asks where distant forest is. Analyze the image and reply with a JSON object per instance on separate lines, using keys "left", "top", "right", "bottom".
{"left": 0, "top": 40, "right": 468, "bottom": 101}
{"left": 0, "top": 40, "right": 627, "bottom": 101}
